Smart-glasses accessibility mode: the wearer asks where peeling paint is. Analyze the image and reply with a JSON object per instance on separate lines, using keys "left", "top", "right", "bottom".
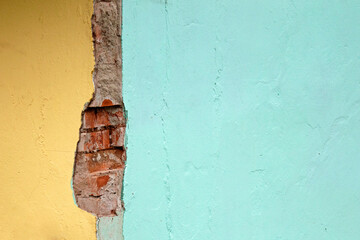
{"left": 72, "top": 0, "right": 125, "bottom": 225}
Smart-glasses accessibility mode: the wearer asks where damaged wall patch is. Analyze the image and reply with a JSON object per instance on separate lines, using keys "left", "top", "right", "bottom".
{"left": 72, "top": 0, "right": 125, "bottom": 219}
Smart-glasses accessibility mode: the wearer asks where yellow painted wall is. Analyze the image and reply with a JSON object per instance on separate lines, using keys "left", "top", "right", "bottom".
{"left": 0, "top": 0, "right": 96, "bottom": 239}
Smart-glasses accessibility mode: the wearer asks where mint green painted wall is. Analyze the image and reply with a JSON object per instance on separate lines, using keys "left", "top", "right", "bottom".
{"left": 122, "top": 0, "right": 360, "bottom": 239}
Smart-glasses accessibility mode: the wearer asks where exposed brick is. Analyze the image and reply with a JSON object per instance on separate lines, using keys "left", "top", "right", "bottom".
{"left": 74, "top": 169, "right": 124, "bottom": 217}
{"left": 82, "top": 107, "right": 125, "bottom": 130}
{"left": 111, "top": 126, "right": 125, "bottom": 147}
{"left": 83, "top": 110, "right": 96, "bottom": 129}
{"left": 78, "top": 130, "right": 110, "bottom": 152}
{"left": 107, "top": 107, "right": 126, "bottom": 126}
{"left": 95, "top": 109, "right": 111, "bottom": 127}
{"left": 73, "top": 149, "right": 126, "bottom": 217}
{"left": 72, "top": 0, "right": 124, "bottom": 218}
{"left": 83, "top": 149, "right": 125, "bottom": 173}
{"left": 97, "top": 175, "right": 110, "bottom": 189}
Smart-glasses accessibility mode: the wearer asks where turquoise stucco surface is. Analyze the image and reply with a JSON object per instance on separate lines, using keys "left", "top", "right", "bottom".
{"left": 121, "top": 0, "right": 360, "bottom": 239}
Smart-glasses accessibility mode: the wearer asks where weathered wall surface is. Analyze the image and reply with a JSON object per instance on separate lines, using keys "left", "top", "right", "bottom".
{"left": 72, "top": 0, "right": 126, "bottom": 219}
{"left": 0, "top": 0, "right": 96, "bottom": 239}
{"left": 122, "top": 0, "right": 360, "bottom": 239}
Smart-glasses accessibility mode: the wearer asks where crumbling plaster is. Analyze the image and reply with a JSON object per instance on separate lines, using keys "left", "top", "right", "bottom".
{"left": 72, "top": 0, "right": 126, "bottom": 219}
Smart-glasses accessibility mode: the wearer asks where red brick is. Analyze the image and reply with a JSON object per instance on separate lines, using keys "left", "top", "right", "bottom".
{"left": 96, "top": 109, "right": 110, "bottom": 127}
{"left": 83, "top": 110, "right": 96, "bottom": 129}
{"left": 111, "top": 126, "right": 125, "bottom": 147}
{"left": 96, "top": 175, "right": 110, "bottom": 189}
{"left": 82, "top": 108, "right": 126, "bottom": 129}
{"left": 78, "top": 130, "right": 110, "bottom": 152}
{"left": 73, "top": 169, "right": 124, "bottom": 217}
{"left": 107, "top": 107, "right": 126, "bottom": 126}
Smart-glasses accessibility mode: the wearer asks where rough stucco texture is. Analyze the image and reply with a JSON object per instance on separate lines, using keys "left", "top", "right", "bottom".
{"left": 0, "top": 0, "right": 96, "bottom": 239}
{"left": 122, "top": 0, "right": 360, "bottom": 239}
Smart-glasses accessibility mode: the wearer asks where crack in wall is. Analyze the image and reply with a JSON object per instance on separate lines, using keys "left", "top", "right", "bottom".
{"left": 163, "top": 1, "right": 173, "bottom": 239}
